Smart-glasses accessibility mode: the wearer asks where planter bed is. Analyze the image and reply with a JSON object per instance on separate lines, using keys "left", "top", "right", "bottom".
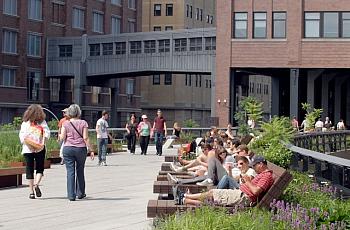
{"left": 0, "top": 167, "right": 25, "bottom": 188}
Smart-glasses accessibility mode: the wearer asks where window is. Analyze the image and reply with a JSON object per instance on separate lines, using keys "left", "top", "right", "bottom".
{"left": 186, "top": 4, "right": 189, "bottom": 17}
{"left": 199, "top": 75, "right": 202, "bottom": 87}
{"left": 111, "top": 0, "right": 122, "bottom": 5}
{"left": 249, "top": 82, "right": 255, "bottom": 93}
{"left": 52, "top": 2, "right": 65, "bottom": 24}
{"left": 154, "top": 26, "right": 161, "bottom": 31}
{"left": 89, "top": 44, "right": 100, "bottom": 56}
{"left": 154, "top": 4, "right": 161, "bottom": 16}
{"left": 190, "top": 6, "right": 192, "bottom": 18}
{"left": 1, "top": 68, "right": 16, "bottom": 86}
{"left": 205, "top": 79, "right": 208, "bottom": 88}
{"left": 254, "top": 12, "right": 267, "bottom": 38}
{"left": 324, "top": 12, "right": 339, "bottom": 38}
{"left": 165, "top": 26, "right": 173, "bottom": 31}
{"left": 273, "top": 12, "right": 286, "bottom": 38}
{"left": 189, "top": 37, "right": 202, "bottom": 51}
{"left": 210, "top": 16, "right": 214, "bottom": 24}
{"left": 130, "top": 41, "right": 141, "bottom": 54}
{"left": 2, "top": 30, "right": 17, "bottom": 54}
{"left": 128, "top": 19, "right": 136, "bottom": 32}
{"left": 3, "top": 0, "right": 17, "bottom": 16}
{"left": 195, "top": 75, "right": 198, "bottom": 87}
{"left": 166, "top": 4, "right": 173, "bottom": 16}
{"left": 234, "top": 12, "right": 247, "bottom": 38}
{"left": 126, "top": 79, "right": 134, "bottom": 94}
{"left": 200, "top": 9, "right": 203, "bottom": 21}
{"left": 209, "top": 80, "right": 211, "bottom": 88}
{"left": 144, "top": 40, "right": 156, "bottom": 53}
{"left": 159, "top": 39, "right": 170, "bottom": 52}
{"left": 188, "top": 74, "right": 192, "bottom": 86}
{"left": 59, "top": 45, "right": 72, "bottom": 57}
{"left": 102, "top": 43, "right": 113, "bottom": 55}
{"left": 342, "top": 13, "right": 350, "bottom": 37}
{"left": 305, "top": 12, "right": 320, "bottom": 38}
{"left": 115, "top": 42, "right": 126, "bottom": 54}
{"left": 93, "top": 12, "right": 104, "bottom": 33}
{"left": 27, "top": 71, "right": 40, "bottom": 101}
{"left": 50, "top": 78, "right": 60, "bottom": 101}
{"left": 111, "top": 16, "right": 121, "bottom": 34}
{"left": 153, "top": 75, "right": 160, "bottom": 85}
{"left": 196, "top": 8, "right": 199, "bottom": 20}
{"left": 91, "top": 86, "right": 100, "bottom": 104}
{"left": 164, "top": 73, "right": 172, "bottom": 85}
{"left": 206, "top": 15, "right": 210, "bottom": 23}
{"left": 128, "top": 0, "right": 136, "bottom": 9}
{"left": 205, "top": 37, "right": 216, "bottom": 50}
{"left": 27, "top": 33, "right": 41, "bottom": 57}
{"left": 72, "top": 8, "right": 85, "bottom": 29}
{"left": 28, "top": 0, "right": 42, "bottom": 20}
{"left": 174, "top": 38, "right": 187, "bottom": 52}
{"left": 264, "top": 84, "right": 269, "bottom": 95}
{"left": 185, "top": 74, "right": 188, "bottom": 86}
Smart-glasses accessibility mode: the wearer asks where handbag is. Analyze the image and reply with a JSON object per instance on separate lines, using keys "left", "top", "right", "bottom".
{"left": 24, "top": 122, "right": 44, "bottom": 152}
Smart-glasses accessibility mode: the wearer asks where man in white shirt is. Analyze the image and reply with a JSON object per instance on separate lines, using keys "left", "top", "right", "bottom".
{"left": 96, "top": 111, "right": 112, "bottom": 166}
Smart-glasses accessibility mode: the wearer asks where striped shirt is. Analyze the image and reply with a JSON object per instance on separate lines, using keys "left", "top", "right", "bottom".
{"left": 240, "top": 170, "right": 274, "bottom": 202}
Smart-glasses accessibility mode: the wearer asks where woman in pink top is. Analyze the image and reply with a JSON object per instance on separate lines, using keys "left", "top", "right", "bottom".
{"left": 59, "top": 104, "right": 94, "bottom": 201}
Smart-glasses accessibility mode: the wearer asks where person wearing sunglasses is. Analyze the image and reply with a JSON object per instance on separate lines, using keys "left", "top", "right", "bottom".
{"left": 217, "top": 156, "right": 256, "bottom": 189}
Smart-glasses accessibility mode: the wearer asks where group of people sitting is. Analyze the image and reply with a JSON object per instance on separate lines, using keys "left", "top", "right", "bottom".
{"left": 167, "top": 129, "right": 274, "bottom": 207}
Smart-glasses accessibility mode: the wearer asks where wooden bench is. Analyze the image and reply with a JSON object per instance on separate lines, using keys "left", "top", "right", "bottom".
{"left": 0, "top": 167, "right": 26, "bottom": 188}
{"left": 153, "top": 181, "right": 210, "bottom": 194}
{"left": 147, "top": 161, "right": 293, "bottom": 218}
{"left": 165, "top": 155, "right": 178, "bottom": 162}
{"left": 158, "top": 170, "right": 191, "bottom": 176}
{"left": 157, "top": 174, "right": 194, "bottom": 181}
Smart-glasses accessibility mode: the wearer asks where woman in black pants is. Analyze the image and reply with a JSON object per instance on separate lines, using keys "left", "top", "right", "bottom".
{"left": 19, "top": 104, "right": 50, "bottom": 199}
{"left": 125, "top": 114, "right": 138, "bottom": 154}
{"left": 137, "top": 115, "right": 151, "bottom": 155}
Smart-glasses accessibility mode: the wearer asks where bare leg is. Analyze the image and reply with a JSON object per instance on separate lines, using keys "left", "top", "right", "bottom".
{"left": 183, "top": 159, "right": 199, "bottom": 170}
{"left": 184, "top": 198, "right": 203, "bottom": 205}
{"left": 185, "top": 190, "right": 211, "bottom": 200}
{"left": 28, "top": 179, "right": 34, "bottom": 193}
{"left": 35, "top": 173, "right": 43, "bottom": 186}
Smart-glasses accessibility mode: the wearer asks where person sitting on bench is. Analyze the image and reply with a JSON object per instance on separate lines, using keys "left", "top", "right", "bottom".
{"left": 168, "top": 146, "right": 228, "bottom": 186}
{"left": 174, "top": 156, "right": 273, "bottom": 207}
{"left": 217, "top": 156, "right": 256, "bottom": 189}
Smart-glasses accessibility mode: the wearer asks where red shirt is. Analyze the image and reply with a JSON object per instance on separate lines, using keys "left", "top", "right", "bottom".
{"left": 240, "top": 170, "right": 274, "bottom": 202}
{"left": 154, "top": 116, "right": 166, "bottom": 132}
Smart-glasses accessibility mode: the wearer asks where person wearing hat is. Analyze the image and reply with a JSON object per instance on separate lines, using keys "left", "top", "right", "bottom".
{"left": 174, "top": 155, "right": 274, "bottom": 206}
{"left": 137, "top": 114, "right": 152, "bottom": 155}
{"left": 58, "top": 108, "right": 69, "bottom": 165}
{"left": 152, "top": 109, "right": 167, "bottom": 156}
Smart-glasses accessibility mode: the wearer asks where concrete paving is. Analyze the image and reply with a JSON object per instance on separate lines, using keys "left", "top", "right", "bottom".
{"left": 0, "top": 146, "right": 178, "bottom": 230}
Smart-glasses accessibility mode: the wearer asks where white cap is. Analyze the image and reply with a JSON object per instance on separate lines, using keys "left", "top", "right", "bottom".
{"left": 141, "top": 114, "right": 147, "bottom": 119}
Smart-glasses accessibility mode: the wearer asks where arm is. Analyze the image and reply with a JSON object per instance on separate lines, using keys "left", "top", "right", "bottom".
{"left": 125, "top": 123, "right": 130, "bottom": 133}
{"left": 241, "top": 175, "right": 262, "bottom": 196}
{"left": 196, "top": 154, "right": 208, "bottom": 167}
{"left": 41, "top": 120, "right": 51, "bottom": 144}
{"left": 59, "top": 126, "right": 67, "bottom": 142}
{"left": 19, "top": 122, "right": 27, "bottom": 144}
{"left": 83, "top": 127, "right": 93, "bottom": 152}
{"left": 164, "top": 122, "right": 167, "bottom": 136}
{"left": 95, "top": 120, "right": 100, "bottom": 136}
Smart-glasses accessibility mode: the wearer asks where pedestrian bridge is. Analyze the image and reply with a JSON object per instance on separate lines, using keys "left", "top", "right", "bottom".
{"left": 46, "top": 28, "right": 216, "bottom": 79}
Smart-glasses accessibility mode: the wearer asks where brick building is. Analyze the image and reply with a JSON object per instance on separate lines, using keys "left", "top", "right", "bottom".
{"left": 216, "top": 0, "right": 350, "bottom": 127}
{"left": 0, "top": 0, "right": 141, "bottom": 125}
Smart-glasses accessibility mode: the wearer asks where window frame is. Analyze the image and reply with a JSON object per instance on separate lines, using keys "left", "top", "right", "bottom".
{"left": 27, "top": 70, "right": 41, "bottom": 101}
{"left": 1, "top": 68, "right": 16, "bottom": 87}
{"left": 272, "top": 12, "right": 287, "bottom": 38}
{"left": 144, "top": 40, "right": 156, "bottom": 54}
{"left": 2, "top": 29, "right": 17, "bottom": 54}
{"left": 233, "top": 12, "right": 248, "bottom": 38}
{"left": 3, "top": 0, "right": 17, "bottom": 16}
{"left": 93, "top": 11, "right": 104, "bottom": 33}
{"left": 89, "top": 44, "right": 101, "bottom": 56}
{"left": 166, "top": 4, "right": 173, "bottom": 16}
{"left": 253, "top": 12, "right": 267, "bottom": 38}
{"left": 174, "top": 38, "right": 187, "bottom": 52}
{"left": 153, "top": 74, "right": 160, "bottom": 85}
{"left": 304, "top": 12, "right": 321, "bottom": 38}
{"left": 154, "top": 4, "right": 161, "bottom": 16}
{"left": 164, "top": 73, "right": 172, "bottom": 85}
{"left": 111, "top": 15, "right": 121, "bottom": 34}
{"left": 189, "top": 37, "right": 202, "bottom": 51}
{"left": 59, "top": 45, "right": 73, "bottom": 57}
{"left": 159, "top": 39, "right": 170, "bottom": 53}
{"left": 115, "top": 42, "right": 126, "bottom": 55}
{"left": 28, "top": 0, "right": 42, "bottom": 21}
{"left": 102, "top": 43, "right": 113, "bottom": 55}
{"left": 72, "top": 7, "right": 85, "bottom": 29}
{"left": 129, "top": 41, "right": 141, "bottom": 54}
{"left": 27, "top": 32, "right": 42, "bottom": 57}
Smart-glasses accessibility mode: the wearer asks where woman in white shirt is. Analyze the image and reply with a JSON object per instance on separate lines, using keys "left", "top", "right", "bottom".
{"left": 19, "top": 104, "right": 50, "bottom": 199}
{"left": 217, "top": 156, "right": 256, "bottom": 189}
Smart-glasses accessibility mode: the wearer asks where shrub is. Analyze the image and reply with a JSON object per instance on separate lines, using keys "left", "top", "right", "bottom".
{"left": 250, "top": 116, "right": 294, "bottom": 168}
{"left": 182, "top": 119, "right": 199, "bottom": 128}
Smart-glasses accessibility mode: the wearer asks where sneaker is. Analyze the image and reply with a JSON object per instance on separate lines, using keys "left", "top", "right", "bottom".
{"left": 34, "top": 185, "right": 42, "bottom": 197}
{"left": 102, "top": 162, "right": 107, "bottom": 166}
{"left": 196, "top": 178, "right": 213, "bottom": 186}
{"left": 29, "top": 193, "right": 35, "bottom": 199}
{"left": 167, "top": 173, "right": 179, "bottom": 184}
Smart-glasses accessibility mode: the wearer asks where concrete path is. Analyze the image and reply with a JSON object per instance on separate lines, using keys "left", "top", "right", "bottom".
{"left": 0, "top": 146, "right": 177, "bottom": 230}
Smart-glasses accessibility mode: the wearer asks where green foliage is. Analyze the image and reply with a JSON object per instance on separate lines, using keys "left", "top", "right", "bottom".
{"left": 234, "top": 96, "right": 263, "bottom": 136}
{"left": 47, "top": 119, "right": 58, "bottom": 131}
{"left": 178, "top": 132, "right": 196, "bottom": 144}
{"left": 155, "top": 206, "right": 278, "bottom": 230}
{"left": 250, "top": 116, "right": 294, "bottom": 168}
{"left": 182, "top": 119, "right": 199, "bottom": 128}
{"left": 0, "top": 131, "right": 23, "bottom": 166}
{"left": 301, "top": 103, "right": 323, "bottom": 131}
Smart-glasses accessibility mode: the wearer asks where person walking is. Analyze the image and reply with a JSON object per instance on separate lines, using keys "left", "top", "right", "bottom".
{"left": 152, "top": 109, "right": 167, "bottom": 156}
{"left": 59, "top": 104, "right": 94, "bottom": 201}
{"left": 138, "top": 114, "right": 151, "bottom": 155}
{"left": 96, "top": 110, "right": 112, "bottom": 166}
{"left": 125, "top": 114, "right": 137, "bottom": 154}
{"left": 19, "top": 104, "right": 50, "bottom": 199}
{"left": 58, "top": 108, "right": 69, "bottom": 165}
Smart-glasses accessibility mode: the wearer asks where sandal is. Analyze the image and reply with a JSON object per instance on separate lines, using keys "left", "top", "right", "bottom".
{"left": 34, "top": 185, "right": 42, "bottom": 197}
{"left": 29, "top": 193, "right": 35, "bottom": 199}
